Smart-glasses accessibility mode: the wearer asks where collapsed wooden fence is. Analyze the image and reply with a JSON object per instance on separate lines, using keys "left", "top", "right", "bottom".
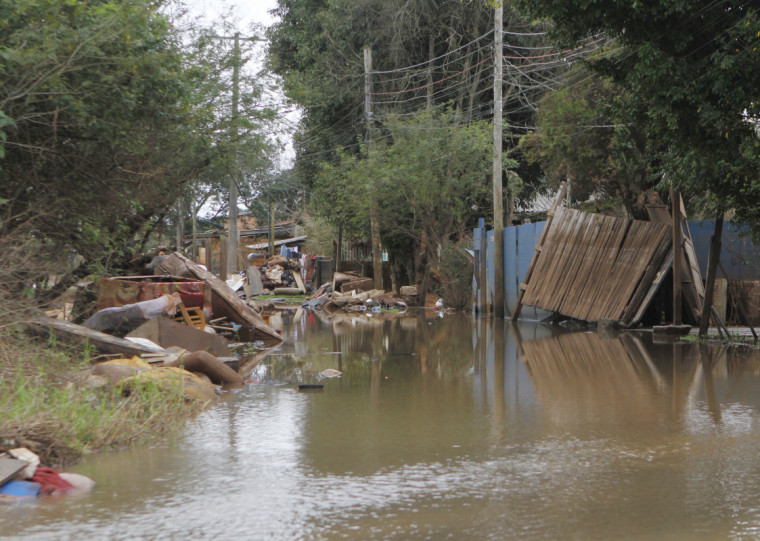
{"left": 516, "top": 205, "right": 672, "bottom": 323}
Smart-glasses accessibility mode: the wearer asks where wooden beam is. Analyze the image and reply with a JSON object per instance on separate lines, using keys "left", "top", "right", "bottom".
{"left": 671, "top": 189, "right": 682, "bottom": 325}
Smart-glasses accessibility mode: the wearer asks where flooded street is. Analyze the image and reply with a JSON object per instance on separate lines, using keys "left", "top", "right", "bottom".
{"left": 4, "top": 312, "right": 760, "bottom": 539}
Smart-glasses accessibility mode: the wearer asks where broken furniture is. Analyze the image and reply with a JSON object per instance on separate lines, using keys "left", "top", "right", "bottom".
{"left": 155, "top": 252, "right": 283, "bottom": 345}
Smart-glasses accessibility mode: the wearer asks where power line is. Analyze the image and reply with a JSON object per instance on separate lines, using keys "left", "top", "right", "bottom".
{"left": 368, "top": 30, "right": 495, "bottom": 75}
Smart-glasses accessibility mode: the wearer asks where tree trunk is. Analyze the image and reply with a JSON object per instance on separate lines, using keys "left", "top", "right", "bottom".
{"left": 699, "top": 214, "right": 724, "bottom": 336}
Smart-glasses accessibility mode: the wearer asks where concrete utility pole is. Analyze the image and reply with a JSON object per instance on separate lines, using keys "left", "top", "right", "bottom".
{"left": 227, "top": 32, "right": 241, "bottom": 280}
{"left": 492, "top": 2, "right": 505, "bottom": 317}
{"left": 176, "top": 197, "right": 184, "bottom": 255}
{"left": 208, "top": 32, "right": 265, "bottom": 278}
{"left": 364, "top": 47, "right": 384, "bottom": 290}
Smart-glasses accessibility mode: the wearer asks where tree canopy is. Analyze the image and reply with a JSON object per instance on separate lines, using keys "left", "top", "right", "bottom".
{"left": 519, "top": 0, "right": 760, "bottom": 227}
{"left": 0, "top": 0, "right": 278, "bottom": 311}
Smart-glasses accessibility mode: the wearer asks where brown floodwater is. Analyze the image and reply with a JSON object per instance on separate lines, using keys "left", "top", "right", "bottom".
{"left": 3, "top": 311, "right": 760, "bottom": 540}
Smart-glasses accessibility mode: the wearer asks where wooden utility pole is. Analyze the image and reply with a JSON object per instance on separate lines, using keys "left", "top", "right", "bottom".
{"left": 191, "top": 204, "right": 198, "bottom": 261}
{"left": 226, "top": 32, "right": 241, "bottom": 280}
{"left": 364, "top": 47, "right": 384, "bottom": 290}
{"left": 427, "top": 32, "right": 434, "bottom": 109}
{"left": 336, "top": 223, "right": 343, "bottom": 273}
{"left": 671, "top": 187, "right": 682, "bottom": 325}
{"left": 492, "top": 2, "right": 505, "bottom": 317}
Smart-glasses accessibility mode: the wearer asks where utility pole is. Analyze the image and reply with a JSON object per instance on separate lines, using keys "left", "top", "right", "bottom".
{"left": 268, "top": 194, "right": 275, "bottom": 258}
{"left": 176, "top": 197, "right": 184, "bottom": 255}
{"left": 492, "top": 2, "right": 505, "bottom": 318}
{"left": 226, "top": 32, "right": 241, "bottom": 280}
{"left": 427, "top": 32, "right": 434, "bottom": 109}
{"left": 364, "top": 47, "right": 384, "bottom": 290}
{"left": 207, "top": 32, "right": 265, "bottom": 277}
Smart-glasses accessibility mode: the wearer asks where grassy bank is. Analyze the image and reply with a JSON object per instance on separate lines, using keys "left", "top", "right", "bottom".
{"left": 0, "top": 327, "right": 206, "bottom": 466}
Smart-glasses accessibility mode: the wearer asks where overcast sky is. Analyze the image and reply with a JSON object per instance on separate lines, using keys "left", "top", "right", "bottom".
{"left": 184, "top": 0, "right": 278, "bottom": 28}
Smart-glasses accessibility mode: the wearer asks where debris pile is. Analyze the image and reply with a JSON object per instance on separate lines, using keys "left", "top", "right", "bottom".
{"left": 0, "top": 448, "right": 95, "bottom": 502}
{"left": 307, "top": 275, "right": 408, "bottom": 315}
{"left": 259, "top": 255, "right": 306, "bottom": 294}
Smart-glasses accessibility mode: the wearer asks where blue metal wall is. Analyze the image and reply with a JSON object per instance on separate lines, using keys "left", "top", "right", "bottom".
{"left": 473, "top": 219, "right": 760, "bottom": 319}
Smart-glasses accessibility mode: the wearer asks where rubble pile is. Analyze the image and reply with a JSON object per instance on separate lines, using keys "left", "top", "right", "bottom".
{"left": 0, "top": 448, "right": 95, "bottom": 502}
{"left": 307, "top": 282, "right": 408, "bottom": 315}
{"left": 259, "top": 255, "right": 305, "bottom": 294}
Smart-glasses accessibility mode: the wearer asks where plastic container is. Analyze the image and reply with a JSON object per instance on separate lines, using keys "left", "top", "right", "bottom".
{"left": 0, "top": 480, "right": 42, "bottom": 498}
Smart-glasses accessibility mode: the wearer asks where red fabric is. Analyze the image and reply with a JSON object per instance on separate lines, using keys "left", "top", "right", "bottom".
{"left": 31, "top": 467, "right": 76, "bottom": 495}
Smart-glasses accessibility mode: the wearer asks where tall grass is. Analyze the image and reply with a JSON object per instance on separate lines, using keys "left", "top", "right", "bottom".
{"left": 0, "top": 328, "right": 205, "bottom": 466}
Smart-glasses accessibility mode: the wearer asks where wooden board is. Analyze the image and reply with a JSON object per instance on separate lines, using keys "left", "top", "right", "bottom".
{"left": 292, "top": 271, "right": 307, "bottom": 294}
{"left": 0, "top": 457, "right": 27, "bottom": 487}
{"left": 29, "top": 317, "right": 169, "bottom": 357}
{"left": 518, "top": 205, "right": 672, "bottom": 324}
{"left": 127, "top": 317, "right": 229, "bottom": 357}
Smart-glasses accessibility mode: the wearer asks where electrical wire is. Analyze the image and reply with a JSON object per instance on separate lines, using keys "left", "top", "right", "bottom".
{"left": 368, "top": 29, "right": 494, "bottom": 74}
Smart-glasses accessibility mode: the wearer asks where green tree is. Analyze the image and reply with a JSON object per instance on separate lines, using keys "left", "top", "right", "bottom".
{"left": 1, "top": 1, "right": 207, "bottom": 276}
{"left": 315, "top": 110, "right": 500, "bottom": 294}
{"left": 520, "top": 68, "right": 655, "bottom": 215}
{"left": 0, "top": 0, "right": 279, "bottom": 315}
{"left": 518, "top": 0, "right": 760, "bottom": 230}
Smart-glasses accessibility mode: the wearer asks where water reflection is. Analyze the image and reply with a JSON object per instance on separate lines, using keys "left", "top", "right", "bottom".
{"left": 5, "top": 313, "right": 760, "bottom": 540}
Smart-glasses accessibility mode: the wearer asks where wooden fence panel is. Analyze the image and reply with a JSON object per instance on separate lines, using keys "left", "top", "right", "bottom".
{"left": 520, "top": 208, "right": 672, "bottom": 322}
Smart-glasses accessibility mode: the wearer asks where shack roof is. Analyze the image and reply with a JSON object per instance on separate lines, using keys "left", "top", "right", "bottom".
{"left": 246, "top": 235, "right": 307, "bottom": 250}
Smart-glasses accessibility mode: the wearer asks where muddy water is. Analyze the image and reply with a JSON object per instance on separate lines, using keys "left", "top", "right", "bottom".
{"left": 4, "top": 313, "right": 760, "bottom": 540}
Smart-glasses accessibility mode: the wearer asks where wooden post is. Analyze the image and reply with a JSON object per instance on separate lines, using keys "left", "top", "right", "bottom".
{"left": 479, "top": 218, "right": 488, "bottom": 314}
{"left": 204, "top": 238, "right": 212, "bottom": 270}
{"left": 192, "top": 210, "right": 198, "bottom": 261}
{"left": 671, "top": 188, "right": 682, "bottom": 325}
{"left": 336, "top": 223, "right": 343, "bottom": 273}
{"left": 492, "top": 2, "right": 505, "bottom": 318}
{"left": 699, "top": 214, "right": 723, "bottom": 336}
{"left": 220, "top": 235, "right": 228, "bottom": 281}
{"left": 268, "top": 195, "right": 275, "bottom": 258}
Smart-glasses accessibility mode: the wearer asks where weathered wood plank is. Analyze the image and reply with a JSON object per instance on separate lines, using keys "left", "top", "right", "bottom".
{"left": 29, "top": 317, "right": 169, "bottom": 357}
{"left": 517, "top": 200, "right": 677, "bottom": 323}
{"left": 0, "top": 457, "right": 27, "bottom": 487}
{"left": 571, "top": 215, "right": 620, "bottom": 321}
{"left": 620, "top": 225, "right": 672, "bottom": 324}
{"left": 513, "top": 184, "right": 567, "bottom": 319}
{"left": 155, "top": 253, "right": 283, "bottom": 346}
{"left": 581, "top": 217, "right": 629, "bottom": 321}
{"left": 533, "top": 208, "right": 586, "bottom": 312}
